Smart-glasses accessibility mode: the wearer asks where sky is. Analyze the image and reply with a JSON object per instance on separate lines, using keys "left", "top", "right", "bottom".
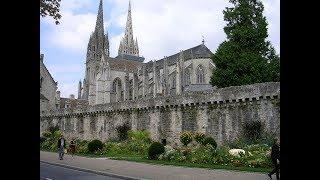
{"left": 40, "top": 0, "right": 280, "bottom": 98}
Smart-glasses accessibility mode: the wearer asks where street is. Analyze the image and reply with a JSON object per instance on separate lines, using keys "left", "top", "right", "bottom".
{"left": 40, "top": 162, "right": 125, "bottom": 180}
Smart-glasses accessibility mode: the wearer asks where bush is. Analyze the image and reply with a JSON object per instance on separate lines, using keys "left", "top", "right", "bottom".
{"left": 40, "top": 136, "right": 47, "bottom": 145}
{"left": 203, "top": 137, "right": 217, "bottom": 150}
{"left": 128, "top": 130, "right": 150, "bottom": 143}
{"left": 242, "top": 121, "right": 264, "bottom": 143}
{"left": 48, "top": 125, "right": 60, "bottom": 134}
{"left": 180, "top": 131, "right": 193, "bottom": 146}
{"left": 42, "top": 131, "right": 52, "bottom": 138}
{"left": 148, "top": 142, "right": 165, "bottom": 160}
{"left": 116, "top": 123, "right": 131, "bottom": 141}
{"left": 194, "top": 132, "right": 205, "bottom": 144}
{"left": 88, "top": 139, "right": 104, "bottom": 153}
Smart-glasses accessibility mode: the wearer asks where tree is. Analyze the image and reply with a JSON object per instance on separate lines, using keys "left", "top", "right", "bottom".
{"left": 210, "top": 0, "right": 280, "bottom": 88}
{"left": 40, "top": 0, "right": 62, "bottom": 25}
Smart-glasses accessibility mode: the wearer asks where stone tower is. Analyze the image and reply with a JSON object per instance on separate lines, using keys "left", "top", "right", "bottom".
{"left": 118, "top": 1, "right": 139, "bottom": 57}
{"left": 82, "top": 0, "right": 110, "bottom": 104}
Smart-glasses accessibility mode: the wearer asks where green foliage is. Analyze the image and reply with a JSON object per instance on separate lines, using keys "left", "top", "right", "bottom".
{"left": 116, "top": 123, "right": 131, "bottom": 141}
{"left": 210, "top": 0, "right": 279, "bottom": 88}
{"left": 189, "top": 144, "right": 216, "bottom": 164}
{"left": 148, "top": 142, "right": 165, "bottom": 160}
{"left": 128, "top": 130, "right": 151, "bottom": 143}
{"left": 203, "top": 137, "right": 217, "bottom": 149}
{"left": 242, "top": 121, "right": 264, "bottom": 144}
{"left": 48, "top": 125, "right": 60, "bottom": 134}
{"left": 180, "top": 131, "right": 193, "bottom": 146}
{"left": 40, "top": 136, "right": 47, "bottom": 144}
{"left": 42, "top": 131, "right": 52, "bottom": 138}
{"left": 40, "top": 0, "right": 62, "bottom": 25}
{"left": 194, "top": 132, "right": 205, "bottom": 144}
{"left": 88, "top": 139, "right": 104, "bottom": 153}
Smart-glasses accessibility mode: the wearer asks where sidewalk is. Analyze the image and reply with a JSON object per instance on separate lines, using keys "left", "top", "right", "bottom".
{"left": 40, "top": 151, "right": 270, "bottom": 180}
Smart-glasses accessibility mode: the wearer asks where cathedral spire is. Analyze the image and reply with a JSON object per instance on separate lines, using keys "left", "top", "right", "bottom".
{"left": 125, "top": 0, "right": 133, "bottom": 47}
{"left": 118, "top": 0, "right": 140, "bottom": 58}
{"left": 95, "top": 0, "right": 104, "bottom": 35}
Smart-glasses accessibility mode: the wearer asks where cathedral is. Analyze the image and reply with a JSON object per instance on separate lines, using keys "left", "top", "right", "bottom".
{"left": 41, "top": 0, "right": 280, "bottom": 144}
{"left": 77, "top": 0, "right": 215, "bottom": 106}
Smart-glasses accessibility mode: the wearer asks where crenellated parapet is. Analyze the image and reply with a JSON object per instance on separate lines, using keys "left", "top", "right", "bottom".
{"left": 41, "top": 82, "right": 279, "bottom": 118}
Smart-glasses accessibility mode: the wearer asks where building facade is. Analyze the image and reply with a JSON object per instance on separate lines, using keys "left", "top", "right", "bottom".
{"left": 40, "top": 54, "right": 58, "bottom": 113}
{"left": 78, "top": 0, "right": 215, "bottom": 106}
{"left": 40, "top": 0, "right": 280, "bottom": 144}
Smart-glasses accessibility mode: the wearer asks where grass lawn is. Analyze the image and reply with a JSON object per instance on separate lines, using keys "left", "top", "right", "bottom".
{"left": 40, "top": 149, "right": 271, "bottom": 173}
{"left": 110, "top": 156, "right": 272, "bottom": 173}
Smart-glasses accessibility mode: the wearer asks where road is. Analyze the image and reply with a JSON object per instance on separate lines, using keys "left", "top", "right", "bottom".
{"left": 40, "top": 162, "right": 126, "bottom": 180}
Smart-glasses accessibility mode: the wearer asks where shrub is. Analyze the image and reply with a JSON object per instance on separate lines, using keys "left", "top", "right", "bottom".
{"left": 148, "top": 142, "right": 165, "bottom": 160}
{"left": 48, "top": 125, "right": 60, "bottom": 134}
{"left": 88, "top": 139, "right": 104, "bottom": 153}
{"left": 40, "top": 136, "right": 47, "bottom": 144}
{"left": 128, "top": 130, "right": 150, "bottom": 143}
{"left": 203, "top": 137, "right": 217, "bottom": 149}
{"left": 180, "top": 131, "right": 193, "bottom": 146}
{"left": 189, "top": 145, "right": 215, "bottom": 164}
{"left": 194, "top": 132, "right": 205, "bottom": 144}
{"left": 116, "top": 123, "right": 131, "bottom": 141}
{"left": 42, "top": 131, "right": 52, "bottom": 138}
{"left": 242, "top": 121, "right": 264, "bottom": 143}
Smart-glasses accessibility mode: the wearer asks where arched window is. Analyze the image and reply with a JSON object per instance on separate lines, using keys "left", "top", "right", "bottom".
{"left": 112, "top": 78, "right": 123, "bottom": 102}
{"left": 184, "top": 69, "right": 191, "bottom": 86}
{"left": 196, "top": 65, "right": 205, "bottom": 84}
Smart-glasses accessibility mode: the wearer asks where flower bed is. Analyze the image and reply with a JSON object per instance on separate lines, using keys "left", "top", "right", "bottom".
{"left": 40, "top": 130, "right": 273, "bottom": 170}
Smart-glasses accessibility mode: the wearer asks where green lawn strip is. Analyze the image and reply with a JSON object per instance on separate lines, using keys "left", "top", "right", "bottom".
{"left": 111, "top": 156, "right": 271, "bottom": 173}
{"left": 40, "top": 149, "right": 271, "bottom": 173}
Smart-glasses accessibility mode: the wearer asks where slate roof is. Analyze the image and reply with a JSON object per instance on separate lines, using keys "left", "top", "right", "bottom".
{"left": 145, "top": 44, "right": 213, "bottom": 72}
{"left": 115, "top": 54, "right": 145, "bottom": 62}
{"left": 109, "top": 57, "right": 142, "bottom": 72}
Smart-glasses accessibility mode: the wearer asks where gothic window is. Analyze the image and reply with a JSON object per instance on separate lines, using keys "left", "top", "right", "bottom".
{"left": 184, "top": 69, "right": 191, "bottom": 86}
{"left": 129, "top": 79, "right": 133, "bottom": 100}
{"left": 112, "top": 78, "right": 123, "bottom": 102}
{"left": 170, "top": 73, "right": 176, "bottom": 89}
{"left": 93, "top": 46, "right": 95, "bottom": 52}
{"left": 196, "top": 65, "right": 205, "bottom": 84}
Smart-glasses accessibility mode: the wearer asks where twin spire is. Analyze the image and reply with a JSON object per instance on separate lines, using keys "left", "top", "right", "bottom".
{"left": 95, "top": 0, "right": 104, "bottom": 35}
{"left": 118, "top": 1, "right": 140, "bottom": 57}
{"left": 90, "top": 0, "right": 140, "bottom": 61}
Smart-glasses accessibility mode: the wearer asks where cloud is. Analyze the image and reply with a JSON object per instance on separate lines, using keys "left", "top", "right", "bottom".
{"left": 47, "top": 64, "right": 83, "bottom": 74}
{"left": 41, "top": 0, "right": 280, "bottom": 96}
{"left": 107, "top": 0, "right": 279, "bottom": 59}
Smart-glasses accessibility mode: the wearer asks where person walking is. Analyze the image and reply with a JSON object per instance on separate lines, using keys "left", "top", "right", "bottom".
{"left": 268, "top": 138, "right": 280, "bottom": 180}
{"left": 57, "top": 134, "right": 66, "bottom": 160}
{"left": 69, "top": 138, "right": 76, "bottom": 159}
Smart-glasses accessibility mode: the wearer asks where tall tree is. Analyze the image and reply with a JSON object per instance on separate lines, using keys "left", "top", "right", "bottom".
{"left": 210, "top": 0, "right": 280, "bottom": 88}
{"left": 40, "top": 0, "right": 62, "bottom": 25}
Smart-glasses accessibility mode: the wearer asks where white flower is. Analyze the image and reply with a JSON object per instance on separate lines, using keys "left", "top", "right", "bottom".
{"left": 229, "top": 149, "right": 246, "bottom": 157}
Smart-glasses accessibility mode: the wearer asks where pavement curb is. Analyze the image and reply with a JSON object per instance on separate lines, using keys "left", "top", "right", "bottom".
{"left": 40, "top": 160, "right": 147, "bottom": 180}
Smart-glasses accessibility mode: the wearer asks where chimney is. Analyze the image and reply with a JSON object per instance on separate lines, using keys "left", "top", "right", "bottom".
{"left": 40, "top": 54, "right": 44, "bottom": 62}
{"left": 70, "top": 94, "right": 75, "bottom": 99}
{"left": 56, "top": 91, "right": 61, "bottom": 99}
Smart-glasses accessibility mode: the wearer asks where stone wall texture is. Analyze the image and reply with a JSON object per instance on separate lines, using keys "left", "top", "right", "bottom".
{"left": 40, "top": 82, "right": 280, "bottom": 144}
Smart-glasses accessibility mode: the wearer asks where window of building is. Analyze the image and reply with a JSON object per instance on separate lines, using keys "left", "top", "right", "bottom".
{"left": 185, "top": 69, "right": 191, "bottom": 86}
{"left": 196, "top": 65, "right": 205, "bottom": 84}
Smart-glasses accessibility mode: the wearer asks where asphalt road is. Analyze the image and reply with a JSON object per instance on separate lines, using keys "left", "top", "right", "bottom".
{"left": 40, "top": 162, "right": 126, "bottom": 180}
